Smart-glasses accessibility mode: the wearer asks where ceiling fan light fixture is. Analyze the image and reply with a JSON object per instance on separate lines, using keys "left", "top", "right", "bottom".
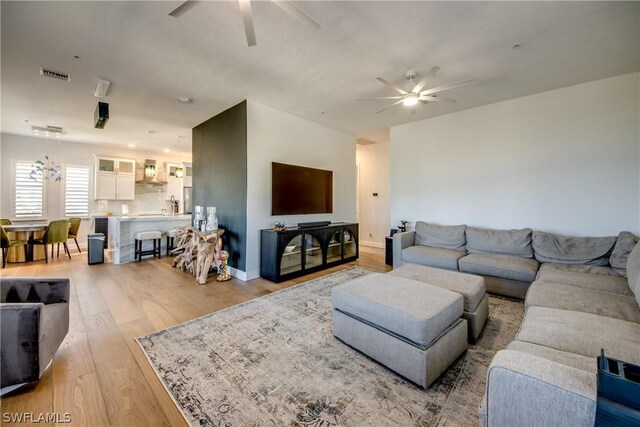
{"left": 403, "top": 94, "right": 419, "bottom": 107}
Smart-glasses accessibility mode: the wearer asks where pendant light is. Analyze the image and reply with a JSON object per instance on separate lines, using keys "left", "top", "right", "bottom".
{"left": 144, "top": 130, "right": 156, "bottom": 178}
{"left": 175, "top": 135, "right": 184, "bottom": 178}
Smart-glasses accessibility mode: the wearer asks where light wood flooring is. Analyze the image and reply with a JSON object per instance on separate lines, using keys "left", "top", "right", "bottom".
{"left": 0, "top": 249, "right": 390, "bottom": 426}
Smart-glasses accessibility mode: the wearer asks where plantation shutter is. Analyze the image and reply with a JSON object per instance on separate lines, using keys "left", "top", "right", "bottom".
{"left": 64, "top": 165, "right": 90, "bottom": 217}
{"left": 14, "top": 161, "right": 45, "bottom": 219}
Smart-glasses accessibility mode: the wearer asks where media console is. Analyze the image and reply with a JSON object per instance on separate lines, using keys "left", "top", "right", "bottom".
{"left": 260, "top": 222, "right": 359, "bottom": 282}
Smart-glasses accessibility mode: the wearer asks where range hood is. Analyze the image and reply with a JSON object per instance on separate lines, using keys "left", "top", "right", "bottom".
{"left": 136, "top": 159, "right": 167, "bottom": 184}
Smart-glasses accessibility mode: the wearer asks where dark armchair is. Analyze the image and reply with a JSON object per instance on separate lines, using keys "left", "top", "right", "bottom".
{"left": 0, "top": 278, "right": 70, "bottom": 395}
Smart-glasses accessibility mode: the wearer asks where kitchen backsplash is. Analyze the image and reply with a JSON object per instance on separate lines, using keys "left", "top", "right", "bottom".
{"left": 94, "top": 183, "right": 172, "bottom": 215}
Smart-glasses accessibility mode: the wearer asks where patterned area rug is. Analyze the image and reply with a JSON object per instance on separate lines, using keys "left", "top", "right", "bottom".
{"left": 137, "top": 267, "right": 524, "bottom": 426}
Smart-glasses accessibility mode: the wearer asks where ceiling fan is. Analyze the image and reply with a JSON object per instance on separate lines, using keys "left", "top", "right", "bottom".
{"left": 168, "top": 0, "right": 320, "bottom": 47}
{"left": 358, "top": 67, "right": 473, "bottom": 114}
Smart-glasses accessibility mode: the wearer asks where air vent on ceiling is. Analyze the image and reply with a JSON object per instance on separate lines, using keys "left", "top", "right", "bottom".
{"left": 40, "top": 68, "right": 70, "bottom": 81}
{"left": 31, "top": 125, "right": 63, "bottom": 134}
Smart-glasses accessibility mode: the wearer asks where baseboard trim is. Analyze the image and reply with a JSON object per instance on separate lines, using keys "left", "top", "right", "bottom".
{"left": 360, "top": 240, "right": 384, "bottom": 249}
{"left": 228, "top": 267, "right": 247, "bottom": 281}
{"left": 245, "top": 269, "right": 260, "bottom": 281}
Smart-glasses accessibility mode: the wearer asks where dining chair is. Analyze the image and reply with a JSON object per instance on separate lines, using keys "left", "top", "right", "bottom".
{"left": 67, "top": 217, "right": 81, "bottom": 253}
{"left": 1, "top": 226, "right": 28, "bottom": 268}
{"left": 0, "top": 219, "right": 11, "bottom": 226}
{"left": 32, "top": 220, "right": 70, "bottom": 263}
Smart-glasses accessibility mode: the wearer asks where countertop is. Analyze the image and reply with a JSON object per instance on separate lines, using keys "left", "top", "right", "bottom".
{"left": 107, "top": 215, "right": 191, "bottom": 222}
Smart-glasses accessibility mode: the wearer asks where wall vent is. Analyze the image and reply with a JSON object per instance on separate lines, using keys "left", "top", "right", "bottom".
{"left": 31, "top": 125, "right": 63, "bottom": 134}
{"left": 40, "top": 68, "right": 70, "bottom": 81}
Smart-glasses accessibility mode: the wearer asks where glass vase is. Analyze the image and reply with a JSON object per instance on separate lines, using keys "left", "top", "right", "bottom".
{"left": 206, "top": 206, "right": 218, "bottom": 231}
{"left": 193, "top": 205, "right": 204, "bottom": 228}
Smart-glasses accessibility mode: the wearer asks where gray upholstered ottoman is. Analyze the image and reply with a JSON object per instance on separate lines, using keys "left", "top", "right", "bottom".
{"left": 332, "top": 273, "right": 467, "bottom": 388}
{"left": 388, "top": 263, "right": 489, "bottom": 343}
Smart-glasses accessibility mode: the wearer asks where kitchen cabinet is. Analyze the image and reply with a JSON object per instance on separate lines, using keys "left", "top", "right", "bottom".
{"left": 94, "top": 156, "right": 136, "bottom": 200}
{"left": 164, "top": 163, "right": 183, "bottom": 203}
{"left": 183, "top": 162, "right": 192, "bottom": 187}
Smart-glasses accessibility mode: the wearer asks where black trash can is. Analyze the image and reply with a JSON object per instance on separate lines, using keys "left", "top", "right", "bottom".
{"left": 88, "top": 233, "right": 105, "bottom": 265}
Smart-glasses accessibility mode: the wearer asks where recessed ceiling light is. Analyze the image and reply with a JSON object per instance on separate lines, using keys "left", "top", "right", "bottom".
{"left": 128, "top": 143, "right": 136, "bottom": 148}
{"left": 178, "top": 97, "right": 192, "bottom": 104}
{"left": 164, "top": 148, "right": 171, "bottom": 153}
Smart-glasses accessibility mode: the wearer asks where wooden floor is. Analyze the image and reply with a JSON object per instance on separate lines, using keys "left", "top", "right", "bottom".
{"left": 0, "top": 249, "right": 390, "bottom": 426}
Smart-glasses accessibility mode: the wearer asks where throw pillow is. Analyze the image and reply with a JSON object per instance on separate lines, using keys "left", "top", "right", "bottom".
{"left": 414, "top": 221, "right": 466, "bottom": 251}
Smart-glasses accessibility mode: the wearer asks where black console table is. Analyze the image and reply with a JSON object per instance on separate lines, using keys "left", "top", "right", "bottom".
{"left": 260, "top": 222, "right": 359, "bottom": 282}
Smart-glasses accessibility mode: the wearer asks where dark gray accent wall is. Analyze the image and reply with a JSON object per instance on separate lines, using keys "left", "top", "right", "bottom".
{"left": 192, "top": 101, "right": 248, "bottom": 271}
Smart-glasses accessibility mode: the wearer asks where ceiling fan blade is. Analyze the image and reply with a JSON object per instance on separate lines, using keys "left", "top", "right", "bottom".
{"left": 169, "top": 1, "right": 200, "bottom": 17}
{"left": 420, "top": 96, "right": 457, "bottom": 103}
{"left": 357, "top": 96, "right": 403, "bottom": 101}
{"left": 376, "top": 99, "right": 405, "bottom": 114}
{"left": 376, "top": 77, "right": 408, "bottom": 95}
{"left": 272, "top": 1, "right": 321, "bottom": 29}
{"left": 420, "top": 79, "right": 473, "bottom": 96}
{"left": 411, "top": 66, "right": 440, "bottom": 94}
{"left": 239, "top": 0, "right": 257, "bottom": 47}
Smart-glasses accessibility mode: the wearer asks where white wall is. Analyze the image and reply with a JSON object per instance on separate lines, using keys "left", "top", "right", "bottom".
{"left": 0, "top": 133, "right": 190, "bottom": 247}
{"left": 246, "top": 101, "right": 357, "bottom": 279}
{"left": 391, "top": 72, "right": 640, "bottom": 237}
{"left": 356, "top": 140, "right": 390, "bottom": 247}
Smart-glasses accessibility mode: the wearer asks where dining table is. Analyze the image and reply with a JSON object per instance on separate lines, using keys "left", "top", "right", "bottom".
{"left": 3, "top": 224, "right": 47, "bottom": 263}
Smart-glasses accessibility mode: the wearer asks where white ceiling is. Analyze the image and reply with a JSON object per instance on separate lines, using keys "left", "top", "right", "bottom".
{"left": 2, "top": 1, "right": 639, "bottom": 150}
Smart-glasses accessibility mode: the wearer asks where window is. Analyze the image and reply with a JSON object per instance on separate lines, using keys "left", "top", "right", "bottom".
{"left": 64, "top": 165, "right": 90, "bottom": 217}
{"left": 14, "top": 161, "right": 44, "bottom": 219}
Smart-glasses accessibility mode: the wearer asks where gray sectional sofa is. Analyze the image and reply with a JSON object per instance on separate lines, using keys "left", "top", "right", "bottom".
{"left": 393, "top": 222, "right": 640, "bottom": 426}
{"left": 394, "top": 222, "right": 623, "bottom": 299}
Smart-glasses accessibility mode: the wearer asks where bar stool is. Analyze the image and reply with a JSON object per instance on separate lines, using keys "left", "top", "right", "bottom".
{"left": 166, "top": 228, "right": 181, "bottom": 256}
{"left": 134, "top": 231, "right": 162, "bottom": 261}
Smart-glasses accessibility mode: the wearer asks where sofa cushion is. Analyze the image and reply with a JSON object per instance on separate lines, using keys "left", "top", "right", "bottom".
{"left": 414, "top": 221, "right": 466, "bottom": 251}
{"left": 483, "top": 276, "right": 530, "bottom": 300}
{"left": 401, "top": 245, "right": 465, "bottom": 271}
{"left": 516, "top": 306, "right": 640, "bottom": 364}
{"left": 525, "top": 281, "right": 640, "bottom": 323}
{"left": 610, "top": 232, "right": 640, "bottom": 277}
{"left": 532, "top": 231, "right": 616, "bottom": 266}
{"left": 483, "top": 350, "right": 596, "bottom": 427}
{"left": 331, "top": 273, "right": 463, "bottom": 348}
{"left": 627, "top": 242, "right": 640, "bottom": 307}
{"left": 507, "top": 341, "right": 595, "bottom": 374}
{"left": 388, "top": 263, "right": 486, "bottom": 312}
{"left": 459, "top": 253, "right": 539, "bottom": 283}
{"left": 466, "top": 227, "right": 533, "bottom": 258}
{"left": 535, "top": 263, "right": 631, "bottom": 296}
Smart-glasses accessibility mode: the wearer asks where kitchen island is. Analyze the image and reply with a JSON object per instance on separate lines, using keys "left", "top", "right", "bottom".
{"left": 108, "top": 215, "right": 191, "bottom": 264}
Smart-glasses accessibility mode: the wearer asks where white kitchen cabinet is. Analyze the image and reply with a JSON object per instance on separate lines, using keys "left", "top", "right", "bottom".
{"left": 183, "top": 162, "right": 193, "bottom": 187}
{"left": 94, "top": 156, "right": 136, "bottom": 200}
{"left": 164, "top": 163, "right": 183, "bottom": 201}
{"left": 95, "top": 173, "right": 116, "bottom": 199}
{"left": 116, "top": 174, "right": 135, "bottom": 200}
{"left": 166, "top": 177, "right": 182, "bottom": 201}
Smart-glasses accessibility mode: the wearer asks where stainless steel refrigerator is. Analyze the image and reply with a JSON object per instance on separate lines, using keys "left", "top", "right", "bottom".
{"left": 183, "top": 187, "right": 192, "bottom": 214}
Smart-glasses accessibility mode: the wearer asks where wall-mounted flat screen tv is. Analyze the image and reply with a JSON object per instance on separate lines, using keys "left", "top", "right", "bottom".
{"left": 272, "top": 162, "right": 333, "bottom": 215}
